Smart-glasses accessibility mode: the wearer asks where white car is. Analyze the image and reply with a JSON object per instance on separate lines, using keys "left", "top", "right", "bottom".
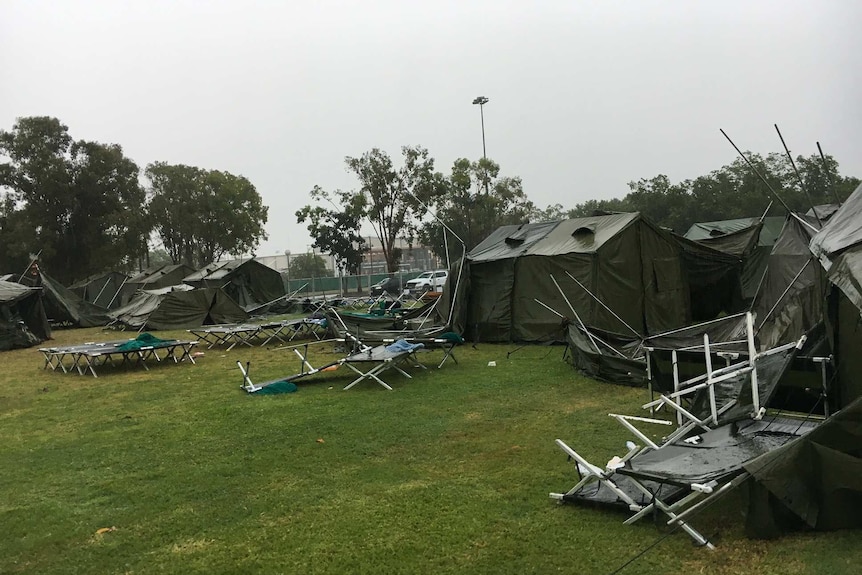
{"left": 404, "top": 270, "right": 448, "bottom": 295}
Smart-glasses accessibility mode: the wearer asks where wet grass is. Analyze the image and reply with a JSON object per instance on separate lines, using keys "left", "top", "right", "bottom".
{"left": 0, "top": 326, "right": 859, "bottom": 574}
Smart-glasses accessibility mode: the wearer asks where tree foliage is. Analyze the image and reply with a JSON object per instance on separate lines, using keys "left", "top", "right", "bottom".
{"left": 288, "top": 252, "right": 331, "bottom": 279}
{"left": 568, "top": 153, "right": 860, "bottom": 233}
{"left": 344, "top": 146, "right": 443, "bottom": 272}
{"left": 0, "top": 116, "right": 148, "bottom": 283}
{"left": 417, "top": 157, "right": 535, "bottom": 260}
{"left": 146, "top": 162, "right": 268, "bottom": 268}
{"left": 296, "top": 186, "right": 367, "bottom": 277}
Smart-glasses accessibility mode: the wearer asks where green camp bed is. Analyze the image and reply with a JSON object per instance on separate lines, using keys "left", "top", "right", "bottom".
{"left": 40, "top": 335, "right": 198, "bottom": 378}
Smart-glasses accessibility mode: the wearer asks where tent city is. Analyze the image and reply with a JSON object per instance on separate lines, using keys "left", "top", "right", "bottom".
{"left": 2, "top": 2, "right": 860, "bottom": 573}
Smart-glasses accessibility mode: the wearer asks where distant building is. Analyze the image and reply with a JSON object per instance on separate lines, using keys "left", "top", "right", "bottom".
{"left": 254, "top": 252, "right": 336, "bottom": 274}
{"left": 359, "top": 237, "right": 439, "bottom": 274}
{"left": 252, "top": 237, "right": 440, "bottom": 276}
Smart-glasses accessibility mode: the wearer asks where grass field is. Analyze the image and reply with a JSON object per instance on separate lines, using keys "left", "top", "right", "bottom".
{"left": 1, "top": 326, "right": 859, "bottom": 574}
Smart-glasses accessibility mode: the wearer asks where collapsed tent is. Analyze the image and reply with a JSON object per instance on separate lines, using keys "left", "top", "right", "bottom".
{"left": 33, "top": 272, "right": 112, "bottom": 328}
{"left": 672, "top": 233, "right": 748, "bottom": 321}
{"left": 69, "top": 271, "right": 129, "bottom": 310}
{"left": 182, "top": 258, "right": 285, "bottom": 311}
{"left": 551, "top": 322, "right": 814, "bottom": 549}
{"left": 0, "top": 280, "right": 51, "bottom": 351}
{"left": 458, "top": 213, "right": 693, "bottom": 343}
{"left": 685, "top": 216, "right": 785, "bottom": 302}
{"left": 110, "top": 285, "right": 248, "bottom": 330}
{"left": 124, "top": 264, "right": 196, "bottom": 304}
{"left": 751, "top": 214, "right": 825, "bottom": 348}
{"left": 809, "top": 182, "right": 862, "bottom": 407}
{"left": 744, "top": 395, "right": 862, "bottom": 538}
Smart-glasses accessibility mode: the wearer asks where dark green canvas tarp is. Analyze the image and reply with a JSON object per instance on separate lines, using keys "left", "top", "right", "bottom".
{"left": 684, "top": 216, "right": 785, "bottom": 302}
{"left": 462, "top": 213, "right": 690, "bottom": 343}
{"left": 752, "top": 215, "right": 825, "bottom": 348}
{"left": 0, "top": 280, "right": 51, "bottom": 351}
{"left": 35, "top": 272, "right": 112, "bottom": 328}
{"left": 685, "top": 216, "right": 785, "bottom": 245}
{"left": 69, "top": 271, "right": 129, "bottom": 310}
{"left": 565, "top": 323, "right": 646, "bottom": 387}
{"left": 831, "top": 289, "right": 862, "bottom": 409}
{"left": 672, "top": 233, "right": 747, "bottom": 320}
{"left": 110, "top": 286, "right": 248, "bottom": 330}
{"left": 183, "top": 258, "right": 285, "bottom": 311}
{"left": 810, "top": 182, "right": 862, "bottom": 266}
{"left": 744, "top": 397, "right": 862, "bottom": 538}
{"left": 124, "top": 264, "right": 196, "bottom": 304}
{"left": 807, "top": 184, "right": 862, "bottom": 407}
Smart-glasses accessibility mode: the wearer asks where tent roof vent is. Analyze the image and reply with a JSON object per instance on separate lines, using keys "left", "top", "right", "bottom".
{"left": 572, "top": 224, "right": 596, "bottom": 237}
{"left": 505, "top": 225, "right": 530, "bottom": 246}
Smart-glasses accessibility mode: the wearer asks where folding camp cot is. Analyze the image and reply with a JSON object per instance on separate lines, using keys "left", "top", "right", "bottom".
{"left": 189, "top": 317, "right": 329, "bottom": 350}
{"left": 371, "top": 335, "right": 461, "bottom": 368}
{"left": 243, "top": 317, "right": 325, "bottom": 346}
{"left": 549, "top": 313, "right": 819, "bottom": 548}
{"left": 188, "top": 323, "right": 264, "bottom": 351}
{"left": 40, "top": 336, "right": 198, "bottom": 378}
{"left": 340, "top": 341, "right": 427, "bottom": 390}
{"left": 282, "top": 317, "right": 328, "bottom": 342}
{"left": 238, "top": 338, "right": 427, "bottom": 393}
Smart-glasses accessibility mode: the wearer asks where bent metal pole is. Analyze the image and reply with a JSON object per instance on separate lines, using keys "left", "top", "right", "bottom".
{"left": 549, "top": 274, "right": 602, "bottom": 354}
{"left": 564, "top": 271, "right": 641, "bottom": 337}
{"left": 720, "top": 128, "right": 818, "bottom": 235}
{"left": 774, "top": 124, "right": 821, "bottom": 226}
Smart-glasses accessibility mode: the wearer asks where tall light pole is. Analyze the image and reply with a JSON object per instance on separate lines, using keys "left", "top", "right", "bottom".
{"left": 472, "top": 96, "right": 489, "bottom": 159}
{"left": 472, "top": 96, "right": 490, "bottom": 193}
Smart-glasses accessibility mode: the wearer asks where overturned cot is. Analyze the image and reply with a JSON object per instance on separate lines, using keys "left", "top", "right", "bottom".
{"left": 40, "top": 337, "right": 198, "bottom": 378}
{"left": 550, "top": 313, "right": 818, "bottom": 548}
{"left": 238, "top": 340, "right": 428, "bottom": 393}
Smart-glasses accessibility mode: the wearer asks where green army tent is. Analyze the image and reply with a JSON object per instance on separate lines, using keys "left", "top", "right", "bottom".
{"left": 462, "top": 213, "right": 691, "bottom": 343}
{"left": 0, "top": 280, "right": 51, "bottom": 351}
{"left": 109, "top": 285, "right": 248, "bottom": 331}
{"left": 183, "top": 258, "right": 285, "bottom": 311}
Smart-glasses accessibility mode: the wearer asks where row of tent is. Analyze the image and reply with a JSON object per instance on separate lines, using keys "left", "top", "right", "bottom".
{"left": 433, "top": 187, "right": 862, "bottom": 542}
{"left": 444, "top": 212, "right": 786, "bottom": 342}
{"left": 71, "top": 258, "right": 285, "bottom": 311}
{"left": 0, "top": 258, "right": 287, "bottom": 351}
{"left": 434, "top": 182, "right": 862, "bottom": 412}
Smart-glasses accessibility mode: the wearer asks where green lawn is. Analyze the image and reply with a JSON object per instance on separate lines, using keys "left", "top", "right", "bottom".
{"left": 1, "top": 327, "right": 859, "bottom": 574}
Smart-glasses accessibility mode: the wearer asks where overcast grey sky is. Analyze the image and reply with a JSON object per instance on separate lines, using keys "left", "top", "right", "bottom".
{"left": 2, "top": 0, "right": 859, "bottom": 257}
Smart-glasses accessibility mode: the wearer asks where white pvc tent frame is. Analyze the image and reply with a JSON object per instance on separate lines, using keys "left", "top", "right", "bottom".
{"left": 550, "top": 313, "right": 808, "bottom": 549}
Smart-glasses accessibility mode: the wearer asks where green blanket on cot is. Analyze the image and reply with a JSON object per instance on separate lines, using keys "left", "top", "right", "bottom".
{"left": 254, "top": 380, "right": 299, "bottom": 394}
{"left": 115, "top": 333, "right": 174, "bottom": 352}
{"left": 438, "top": 332, "right": 464, "bottom": 344}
